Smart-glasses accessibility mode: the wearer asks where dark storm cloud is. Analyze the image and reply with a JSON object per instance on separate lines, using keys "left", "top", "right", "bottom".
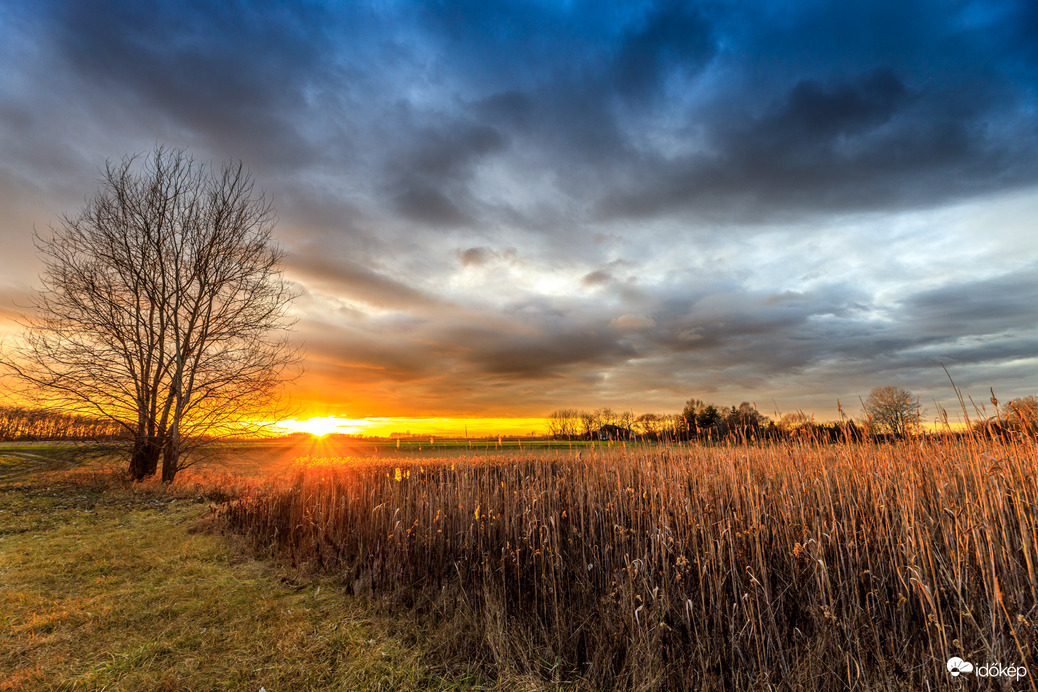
{"left": 25, "top": 0, "right": 1038, "bottom": 226}
{"left": 393, "top": 185, "right": 471, "bottom": 228}
{"left": 3, "top": 0, "right": 1038, "bottom": 417}
{"left": 405, "top": 0, "right": 1038, "bottom": 225}
{"left": 599, "top": 67, "right": 1037, "bottom": 221}
{"left": 44, "top": 0, "right": 338, "bottom": 168}
{"left": 898, "top": 269, "right": 1038, "bottom": 339}
{"left": 300, "top": 279, "right": 857, "bottom": 402}
{"left": 299, "top": 318, "right": 437, "bottom": 385}
{"left": 738, "top": 269, "right": 1038, "bottom": 388}
{"left": 776, "top": 70, "right": 910, "bottom": 138}
{"left": 611, "top": 1, "right": 715, "bottom": 101}
{"left": 290, "top": 298, "right": 643, "bottom": 414}
{"left": 632, "top": 283, "right": 873, "bottom": 372}
{"left": 438, "top": 321, "right": 637, "bottom": 379}
{"left": 384, "top": 121, "right": 507, "bottom": 227}
{"left": 557, "top": 270, "right": 1038, "bottom": 403}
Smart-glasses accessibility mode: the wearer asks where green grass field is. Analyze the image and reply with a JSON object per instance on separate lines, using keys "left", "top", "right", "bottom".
{"left": 0, "top": 462, "right": 483, "bottom": 691}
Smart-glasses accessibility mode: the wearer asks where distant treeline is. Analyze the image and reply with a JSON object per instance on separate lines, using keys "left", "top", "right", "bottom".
{"left": 0, "top": 405, "right": 127, "bottom": 441}
{"left": 550, "top": 393, "right": 1038, "bottom": 443}
{"left": 546, "top": 400, "right": 865, "bottom": 443}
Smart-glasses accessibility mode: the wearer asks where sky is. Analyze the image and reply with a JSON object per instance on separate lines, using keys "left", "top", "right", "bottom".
{"left": 1, "top": 0, "right": 1037, "bottom": 433}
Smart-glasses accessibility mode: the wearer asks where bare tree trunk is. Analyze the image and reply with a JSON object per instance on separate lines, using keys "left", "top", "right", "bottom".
{"left": 129, "top": 435, "right": 161, "bottom": 480}
{"left": 161, "top": 434, "right": 179, "bottom": 483}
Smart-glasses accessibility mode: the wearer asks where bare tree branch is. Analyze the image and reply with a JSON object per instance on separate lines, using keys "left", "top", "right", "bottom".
{"left": 2, "top": 147, "right": 299, "bottom": 481}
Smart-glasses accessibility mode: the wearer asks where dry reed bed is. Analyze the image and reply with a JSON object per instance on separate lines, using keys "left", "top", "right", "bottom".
{"left": 221, "top": 438, "right": 1037, "bottom": 690}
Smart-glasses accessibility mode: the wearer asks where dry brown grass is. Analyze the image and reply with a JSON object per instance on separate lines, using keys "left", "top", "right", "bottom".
{"left": 222, "top": 436, "right": 1038, "bottom": 690}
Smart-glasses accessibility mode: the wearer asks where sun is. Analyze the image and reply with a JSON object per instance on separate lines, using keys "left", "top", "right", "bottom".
{"left": 277, "top": 416, "right": 367, "bottom": 437}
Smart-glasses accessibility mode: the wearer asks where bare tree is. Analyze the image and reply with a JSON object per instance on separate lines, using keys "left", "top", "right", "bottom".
{"left": 635, "top": 412, "right": 668, "bottom": 441}
{"left": 777, "top": 411, "right": 813, "bottom": 438}
{"left": 545, "top": 410, "right": 565, "bottom": 439}
{"left": 864, "top": 386, "right": 920, "bottom": 438}
{"left": 545, "top": 408, "right": 580, "bottom": 439}
{"left": 4, "top": 147, "right": 296, "bottom": 481}
{"left": 727, "top": 402, "right": 769, "bottom": 440}
{"left": 579, "top": 410, "right": 600, "bottom": 439}
{"left": 617, "top": 410, "right": 636, "bottom": 438}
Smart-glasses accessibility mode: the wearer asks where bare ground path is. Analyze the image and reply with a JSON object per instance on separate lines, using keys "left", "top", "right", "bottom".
{"left": 0, "top": 449, "right": 71, "bottom": 480}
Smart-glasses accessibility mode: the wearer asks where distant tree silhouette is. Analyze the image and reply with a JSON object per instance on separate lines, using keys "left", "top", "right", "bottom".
{"left": 864, "top": 386, "right": 920, "bottom": 438}
{"left": 635, "top": 412, "right": 667, "bottom": 440}
{"left": 579, "top": 410, "right": 600, "bottom": 439}
{"left": 777, "top": 411, "right": 813, "bottom": 438}
{"left": 680, "top": 398, "right": 728, "bottom": 440}
{"left": 617, "top": 410, "right": 636, "bottom": 438}
{"left": 546, "top": 408, "right": 580, "bottom": 439}
{"left": 726, "top": 402, "right": 770, "bottom": 440}
{"left": 0, "top": 405, "right": 124, "bottom": 441}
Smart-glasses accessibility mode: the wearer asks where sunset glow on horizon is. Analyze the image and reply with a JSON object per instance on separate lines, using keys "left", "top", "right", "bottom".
{"left": 275, "top": 416, "right": 550, "bottom": 439}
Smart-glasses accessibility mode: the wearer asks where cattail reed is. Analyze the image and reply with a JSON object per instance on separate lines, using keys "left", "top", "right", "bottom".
{"left": 222, "top": 436, "right": 1037, "bottom": 690}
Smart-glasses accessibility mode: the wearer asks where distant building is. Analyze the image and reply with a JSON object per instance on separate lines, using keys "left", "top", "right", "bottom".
{"left": 596, "top": 424, "right": 632, "bottom": 441}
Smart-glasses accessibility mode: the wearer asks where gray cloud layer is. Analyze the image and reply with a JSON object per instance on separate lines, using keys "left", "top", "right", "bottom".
{"left": 2, "top": 0, "right": 1037, "bottom": 417}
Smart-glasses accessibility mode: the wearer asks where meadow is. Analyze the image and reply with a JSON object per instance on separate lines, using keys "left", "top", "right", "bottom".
{"left": 3, "top": 434, "right": 1036, "bottom": 690}
{"left": 0, "top": 455, "right": 460, "bottom": 691}
{"left": 220, "top": 435, "right": 1038, "bottom": 690}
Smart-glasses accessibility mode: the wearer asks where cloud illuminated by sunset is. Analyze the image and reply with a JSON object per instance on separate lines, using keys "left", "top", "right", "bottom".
{"left": 2, "top": 1, "right": 1037, "bottom": 424}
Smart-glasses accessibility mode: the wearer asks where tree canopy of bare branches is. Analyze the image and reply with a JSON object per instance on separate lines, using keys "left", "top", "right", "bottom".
{"left": 4, "top": 147, "right": 296, "bottom": 481}
{"left": 864, "top": 386, "right": 920, "bottom": 438}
